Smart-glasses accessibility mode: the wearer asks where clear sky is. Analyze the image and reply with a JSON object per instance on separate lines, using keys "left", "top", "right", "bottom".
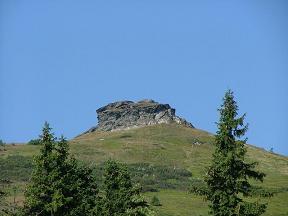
{"left": 0, "top": 1, "right": 287, "bottom": 155}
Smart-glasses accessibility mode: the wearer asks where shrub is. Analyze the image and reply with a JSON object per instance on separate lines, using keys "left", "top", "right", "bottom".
{"left": 27, "top": 139, "right": 41, "bottom": 145}
{"left": 0, "top": 155, "right": 33, "bottom": 181}
{"left": 151, "top": 196, "right": 161, "bottom": 206}
{"left": 128, "top": 163, "right": 192, "bottom": 191}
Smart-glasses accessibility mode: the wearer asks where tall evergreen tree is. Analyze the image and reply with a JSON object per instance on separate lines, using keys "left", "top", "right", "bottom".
{"left": 23, "top": 122, "right": 99, "bottom": 216}
{"left": 99, "top": 160, "right": 154, "bottom": 216}
{"left": 204, "top": 90, "right": 266, "bottom": 216}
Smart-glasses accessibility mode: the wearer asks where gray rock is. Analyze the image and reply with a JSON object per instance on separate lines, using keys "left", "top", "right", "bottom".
{"left": 93, "top": 99, "right": 194, "bottom": 132}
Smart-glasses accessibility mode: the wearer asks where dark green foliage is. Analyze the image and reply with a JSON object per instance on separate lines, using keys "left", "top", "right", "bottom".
{"left": 99, "top": 160, "right": 154, "bottom": 216}
{"left": 23, "top": 122, "right": 99, "bottom": 216}
{"left": 0, "top": 155, "right": 33, "bottom": 181}
{"left": 248, "top": 186, "right": 273, "bottom": 198}
{"left": 189, "top": 179, "right": 209, "bottom": 196}
{"left": 129, "top": 163, "right": 192, "bottom": 192}
{"left": 150, "top": 196, "right": 161, "bottom": 206}
{"left": 27, "top": 139, "right": 41, "bottom": 145}
{"left": 193, "top": 90, "right": 267, "bottom": 216}
{"left": 190, "top": 180, "right": 279, "bottom": 198}
{"left": 93, "top": 163, "right": 192, "bottom": 192}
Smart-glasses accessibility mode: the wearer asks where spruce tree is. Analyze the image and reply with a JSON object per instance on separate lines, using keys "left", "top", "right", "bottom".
{"left": 99, "top": 160, "right": 154, "bottom": 216}
{"left": 204, "top": 90, "right": 266, "bottom": 216}
{"left": 23, "top": 122, "right": 99, "bottom": 216}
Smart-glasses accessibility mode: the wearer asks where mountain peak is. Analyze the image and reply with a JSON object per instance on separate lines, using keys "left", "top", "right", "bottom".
{"left": 83, "top": 99, "right": 193, "bottom": 134}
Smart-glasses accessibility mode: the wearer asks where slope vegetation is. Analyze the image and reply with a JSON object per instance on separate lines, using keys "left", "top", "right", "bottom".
{"left": 1, "top": 124, "right": 288, "bottom": 215}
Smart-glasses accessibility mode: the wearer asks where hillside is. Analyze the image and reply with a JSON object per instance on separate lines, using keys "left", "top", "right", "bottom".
{"left": 1, "top": 123, "right": 288, "bottom": 215}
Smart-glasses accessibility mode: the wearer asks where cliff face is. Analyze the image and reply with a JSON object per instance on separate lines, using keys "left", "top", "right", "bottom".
{"left": 83, "top": 99, "right": 193, "bottom": 133}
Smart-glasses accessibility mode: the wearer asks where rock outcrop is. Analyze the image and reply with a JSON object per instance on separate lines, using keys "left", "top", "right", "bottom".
{"left": 83, "top": 99, "right": 193, "bottom": 134}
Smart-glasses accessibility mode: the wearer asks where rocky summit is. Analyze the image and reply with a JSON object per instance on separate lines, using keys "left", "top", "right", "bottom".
{"left": 83, "top": 99, "right": 193, "bottom": 134}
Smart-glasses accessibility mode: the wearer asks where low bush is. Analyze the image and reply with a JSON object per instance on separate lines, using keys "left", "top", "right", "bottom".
{"left": 0, "top": 155, "right": 33, "bottom": 181}
{"left": 27, "top": 139, "right": 41, "bottom": 145}
{"left": 128, "top": 163, "right": 192, "bottom": 192}
{"left": 151, "top": 195, "right": 161, "bottom": 206}
{"left": 92, "top": 163, "right": 192, "bottom": 192}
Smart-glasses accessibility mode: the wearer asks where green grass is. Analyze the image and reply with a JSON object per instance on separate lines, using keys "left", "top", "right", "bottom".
{"left": 145, "top": 190, "right": 288, "bottom": 216}
{"left": 1, "top": 123, "right": 288, "bottom": 215}
{"left": 146, "top": 190, "right": 208, "bottom": 216}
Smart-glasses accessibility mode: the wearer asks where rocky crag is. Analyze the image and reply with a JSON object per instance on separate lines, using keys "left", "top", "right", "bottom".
{"left": 83, "top": 99, "right": 194, "bottom": 134}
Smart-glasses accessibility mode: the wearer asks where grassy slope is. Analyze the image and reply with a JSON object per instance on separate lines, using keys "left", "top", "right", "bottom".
{"left": 1, "top": 123, "right": 288, "bottom": 215}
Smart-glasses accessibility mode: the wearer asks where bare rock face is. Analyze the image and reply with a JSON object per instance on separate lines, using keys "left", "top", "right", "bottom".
{"left": 84, "top": 99, "right": 193, "bottom": 133}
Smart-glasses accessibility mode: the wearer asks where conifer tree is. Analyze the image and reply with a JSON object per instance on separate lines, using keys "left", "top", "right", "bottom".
{"left": 23, "top": 122, "right": 99, "bottom": 216}
{"left": 204, "top": 90, "right": 266, "bottom": 216}
{"left": 99, "top": 160, "right": 154, "bottom": 216}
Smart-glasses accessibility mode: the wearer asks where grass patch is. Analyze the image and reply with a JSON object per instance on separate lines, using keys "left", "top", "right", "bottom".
{"left": 1, "top": 124, "right": 287, "bottom": 215}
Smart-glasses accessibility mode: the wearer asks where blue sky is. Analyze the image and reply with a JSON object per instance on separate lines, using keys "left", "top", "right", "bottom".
{"left": 0, "top": 1, "right": 287, "bottom": 155}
